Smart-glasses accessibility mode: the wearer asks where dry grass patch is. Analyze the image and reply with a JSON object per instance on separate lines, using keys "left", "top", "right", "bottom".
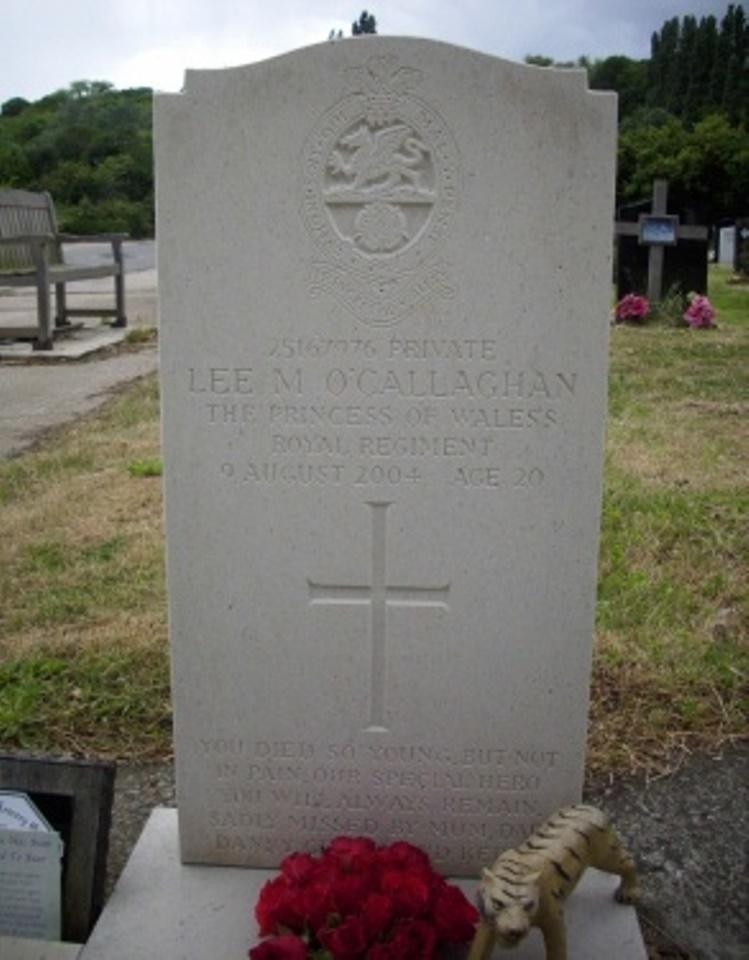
{"left": 588, "top": 628, "right": 746, "bottom": 780}
{"left": 593, "top": 272, "right": 748, "bottom": 775}
{"left": 607, "top": 320, "right": 749, "bottom": 492}
{"left": 0, "top": 375, "right": 170, "bottom": 759}
{"left": 609, "top": 400, "right": 748, "bottom": 491}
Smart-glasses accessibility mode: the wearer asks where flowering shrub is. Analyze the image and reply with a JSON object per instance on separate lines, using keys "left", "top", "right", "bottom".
{"left": 249, "top": 836, "right": 479, "bottom": 959}
{"left": 683, "top": 293, "right": 717, "bottom": 328}
{"left": 613, "top": 293, "right": 650, "bottom": 323}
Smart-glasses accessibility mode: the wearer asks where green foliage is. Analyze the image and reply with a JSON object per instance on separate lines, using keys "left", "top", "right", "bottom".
{"left": 527, "top": 6, "right": 748, "bottom": 222}
{"left": 1, "top": 97, "right": 30, "bottom": 118}
{"left": 650, "top": 285, "right": 690, "bottom": 327}
{"left": 524, "top": 55, "right": 557, "bottom": 68}
{"left": 649, "top": 5, "right": 748, "bottom": 127}
{"left": 587, "top": 56, "right": 649, "bottom": 122}
{"left": 352, "top": 10, "right": 377, "bottom": 35}
{"left": 617, "top": 111, "right": 749, "bottom": 221}
{"left": 0, "top": 82, "right": 154, "bottom": 237}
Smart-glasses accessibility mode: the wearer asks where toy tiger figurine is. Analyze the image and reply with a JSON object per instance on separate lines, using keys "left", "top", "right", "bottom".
{"left": 468, "top": 804, "right": 641, "bottom": 960}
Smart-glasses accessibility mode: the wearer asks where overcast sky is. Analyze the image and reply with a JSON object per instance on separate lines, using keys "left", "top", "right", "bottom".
{"left": 0, "top": 1, "right": 733, "bottom": 105}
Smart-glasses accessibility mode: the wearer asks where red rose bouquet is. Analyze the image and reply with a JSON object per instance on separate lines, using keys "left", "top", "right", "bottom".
{"left": 249, "top": 836, "right": 479, "bottom": 959}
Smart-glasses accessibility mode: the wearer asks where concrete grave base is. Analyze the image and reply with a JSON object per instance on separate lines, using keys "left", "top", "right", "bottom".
{"left": 82, "top": 808, "right": 646, "bottom": 959}
{"left": 0, "top": 940, "right": 81, "bottom": 960}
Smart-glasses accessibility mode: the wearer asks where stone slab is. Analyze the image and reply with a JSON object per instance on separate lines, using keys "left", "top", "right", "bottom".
{"left": 156, "top": 37, "right": 617, "bottom": 875}
{"left": 0, "top": 939, "right": 82, "bottom": 960}
{"left": 0, "top": 325, "right": 129, "bottom": 360}
{"left": 82, "top": 808, "right": 645, "bottom": 959}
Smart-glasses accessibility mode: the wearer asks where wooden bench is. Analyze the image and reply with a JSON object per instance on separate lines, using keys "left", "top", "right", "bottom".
{"left": 0, "top": 189, "right": 127, "bottom": 350}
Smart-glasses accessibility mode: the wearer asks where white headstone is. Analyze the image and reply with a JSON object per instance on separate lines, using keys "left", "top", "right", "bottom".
{"left": 718, "top": 225, "right": 736, "bottom": 265}
{"left": 156, "top": 37, "right": 617, "bottom": 875}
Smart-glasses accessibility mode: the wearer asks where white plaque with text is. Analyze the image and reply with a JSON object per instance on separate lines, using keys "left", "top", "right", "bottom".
{"left": 0, "top": 798, "right": 62, "bottom": 942}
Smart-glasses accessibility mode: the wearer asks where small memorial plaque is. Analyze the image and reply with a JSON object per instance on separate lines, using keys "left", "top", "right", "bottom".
{"left": 0, "top": 753, "right": 115, "bottom": 942}
{"left": 639, "top": 214, "right": 679, "bottom": 245}
{"left": 0, "top": 792, "right": 63, "bottom": 941}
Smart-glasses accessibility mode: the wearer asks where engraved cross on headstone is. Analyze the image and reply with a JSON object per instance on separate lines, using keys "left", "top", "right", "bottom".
{"left": 308, "top": 501, "right": 450, "bottom": 732}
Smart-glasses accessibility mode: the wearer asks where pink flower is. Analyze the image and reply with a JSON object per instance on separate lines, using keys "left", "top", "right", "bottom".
{"left": 683, "top": 294, "right": 716, "bottom": 328}
{"left": 614, "top": 293, "right": 650, "bottom": 322}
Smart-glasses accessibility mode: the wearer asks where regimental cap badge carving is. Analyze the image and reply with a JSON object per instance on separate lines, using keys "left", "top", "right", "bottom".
{"left": 301, "top": 54, "right": 461, "bottom": 326}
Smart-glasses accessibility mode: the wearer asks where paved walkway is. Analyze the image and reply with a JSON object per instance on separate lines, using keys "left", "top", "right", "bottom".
{"left": 0, "top": 242, "right": 158, "bottom": 459}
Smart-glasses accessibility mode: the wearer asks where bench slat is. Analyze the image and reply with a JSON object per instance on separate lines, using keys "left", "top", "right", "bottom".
{"left": 2, "top": 264, "right": 123, "bottom": 284}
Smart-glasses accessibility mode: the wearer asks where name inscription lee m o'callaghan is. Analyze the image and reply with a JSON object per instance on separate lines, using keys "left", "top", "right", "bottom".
{"left": 185, "top": 333, "right": 580, "bottom": 491}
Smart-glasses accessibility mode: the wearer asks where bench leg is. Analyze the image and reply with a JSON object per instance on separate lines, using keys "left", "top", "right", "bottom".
{"left": 113, "top": 241, "right": 127, "bottom": 328}
{"left": 33, "top": 268, "right": 53, "bottom": 351}
{"left": 55, "top": 282, "right": 70, "bottom": 328}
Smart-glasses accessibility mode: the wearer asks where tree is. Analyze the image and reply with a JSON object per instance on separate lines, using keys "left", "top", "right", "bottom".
{"left": 0, "top": 82, "right": 155, "bottom": 236}
{"left": 0, "top": 141, "right": 32, "bottom": 184}
{"left": 524, "top": 55, "right": 556, "bottom": 67}
{"left": 648, "top": 5, "right": 748, "bottom": 126}
{"left": 587, "top": 56, "right": 649, "bottom": 121}
{"left": 352, "top": 10, "right": 377, "bottom": 35}
{"left": 1, "top": 97, "right": 30, "bottom": 118}
{"left": 617, "top": 112, "right": 748, "bottom": 222}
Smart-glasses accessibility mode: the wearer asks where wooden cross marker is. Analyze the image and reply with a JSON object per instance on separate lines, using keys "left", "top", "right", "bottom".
{"left": 614, "top": 177, "right": 708, "bottom": 302}
{"left": 308, "top": 501, "right": 450, "bottom": 732}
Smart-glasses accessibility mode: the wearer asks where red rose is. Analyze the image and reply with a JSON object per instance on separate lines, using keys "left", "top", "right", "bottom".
{"left": 377, "top": 841, "right": 432, "bottom": 874}
{"left": 334, "top": 868, "right": 377, "bottom": 915}
{"left": 360, "top": 891, "right": 395, "bottom": 938}
{"left": 249, "top": 934, "right": 308, "bottom": 960}
{"left": 325, "top": 836, "right": 376, "bottom": 869}
{"left": 300, "top": 878, "right": 338, "bottom": 934}
{"left": 366, "top": 944, "right": 397, "bottom": 959}
{"left": 255, "top": 876, "right": 304, "bottom": 936}
{"left": 380, "top": 868, "right": 432, "bottom": 917}
{"left": 389, "top": 919, "right": 438, "bottom": 959}
{"left": 318, "top": 915, "right": 369, "bottom": 959}
{"left": 251, "top": 836, "right": 478, "bottom": 959}
{"left": 279, "top": 851, "right": 318, "bottom": 884}
{"left": 432, "top": 884, "right": 480, "bottom": 942}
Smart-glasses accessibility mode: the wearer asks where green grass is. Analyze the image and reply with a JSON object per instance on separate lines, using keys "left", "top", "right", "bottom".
{"left": 0, "top": 269, "right": 746, "bottom": 773}
{"left": 127, "top": 457, "right": 163, "bottom": 477}
{"left": 0, "top": 647, "right": 171, "bottom": 758}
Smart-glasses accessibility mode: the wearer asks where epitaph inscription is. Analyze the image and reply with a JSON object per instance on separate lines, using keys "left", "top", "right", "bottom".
{"left": 200, "top": 737, "right": 562, "bottom": 868}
